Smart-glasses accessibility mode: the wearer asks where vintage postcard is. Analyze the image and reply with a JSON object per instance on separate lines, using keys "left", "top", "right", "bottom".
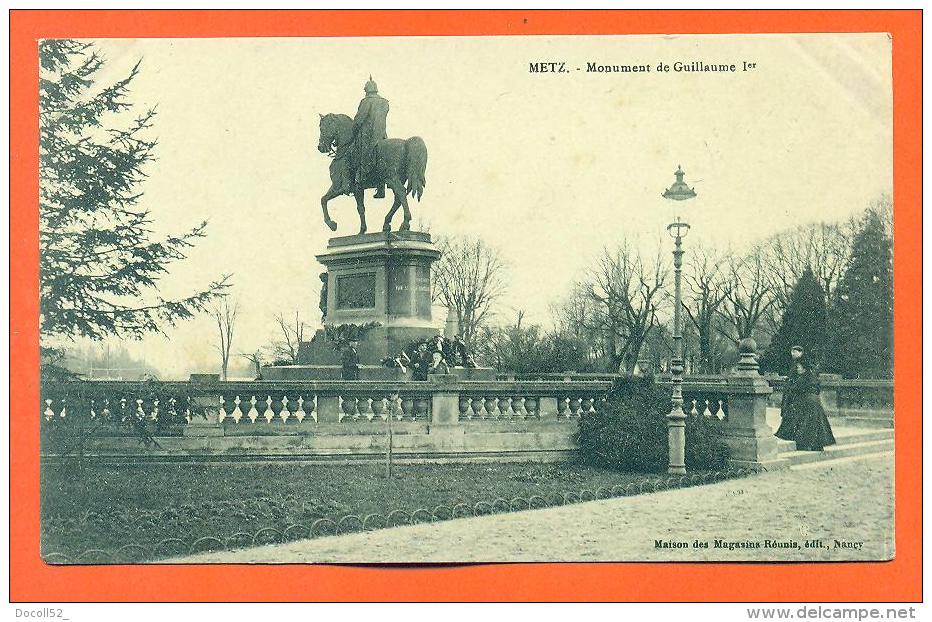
{"left": 13, "top": 9, "right": 919, "bottom": 605}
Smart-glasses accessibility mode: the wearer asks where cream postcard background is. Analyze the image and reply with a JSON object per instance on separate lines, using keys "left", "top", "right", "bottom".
{"left": 73, "top": 34, "right": 892, "bottom": 377}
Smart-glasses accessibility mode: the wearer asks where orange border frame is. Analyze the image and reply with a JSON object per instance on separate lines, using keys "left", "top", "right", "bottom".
{"left": 10, "top": 10, "right": 921, "bottom": 602}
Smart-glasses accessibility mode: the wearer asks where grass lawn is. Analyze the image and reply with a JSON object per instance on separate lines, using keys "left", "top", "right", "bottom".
{"left": 40, "top": 460, "right": 732, "bottom": 562}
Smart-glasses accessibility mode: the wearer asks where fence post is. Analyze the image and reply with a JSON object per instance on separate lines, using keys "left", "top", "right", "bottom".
{"left": 184, "top": 374, "right": 224, "bottom": 437}
{"left": 723, "top": 339, "right": 787, "bottom": 471}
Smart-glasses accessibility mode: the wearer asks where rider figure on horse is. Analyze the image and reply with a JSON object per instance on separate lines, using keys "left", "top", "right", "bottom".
{"left": 352, "top": 77, "right": 389, "bottom": 199}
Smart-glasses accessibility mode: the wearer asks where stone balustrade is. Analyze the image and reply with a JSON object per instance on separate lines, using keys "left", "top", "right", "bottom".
{"left": 40, "top": 380, "right": 198, "bottom": 431}
{"left": 766, "top": 375, "right": 893, "bottom": 417}
{"left": 38, "top": 371, "right": 892, "bottom": 467}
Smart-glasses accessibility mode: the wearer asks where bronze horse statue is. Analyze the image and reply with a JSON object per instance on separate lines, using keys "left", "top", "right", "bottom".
{"left": 317, "top": 113, "right": 428, "bottom": 234}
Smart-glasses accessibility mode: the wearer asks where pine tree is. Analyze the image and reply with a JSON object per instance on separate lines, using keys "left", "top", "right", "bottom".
{"left": 829, "top": 207, "right": 894, "bottom": 378}
{"left": 39, "top": 40, "right": 227, "bottom": 354}
{"left": 760, "top": 267, "right": 828, "bottom": 374}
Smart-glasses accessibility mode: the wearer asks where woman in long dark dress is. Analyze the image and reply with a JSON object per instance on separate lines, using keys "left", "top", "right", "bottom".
{"left": 775, "top": 352, "right": 836, "bottom": 451}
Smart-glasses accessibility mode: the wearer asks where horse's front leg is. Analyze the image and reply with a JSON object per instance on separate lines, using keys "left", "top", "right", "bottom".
{"left": 321, "top": 185, "right": 340, "bottom": 232}
{"left": 354, "top": 189, "right": 367, "bottom": 235}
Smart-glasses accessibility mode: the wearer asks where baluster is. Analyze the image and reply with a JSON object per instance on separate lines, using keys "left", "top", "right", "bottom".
{"left": 340, "top": 395, "right": 359, "bottom": 421}
{"left": 217, "top": 395, "right": 227, "bottom": 423}
{"left": 581, "top": 397, "right": 594, "bottom": 416}
{"left": 400, "top": 396, "right": 414, "bottom": 421}
{"left": 262, "top": 396, "right": 275, "bottom": 423}
{"left": 498, "top": 396, "right": 512, "bottom": 419}
{"left": 217, "top": 395, "right": 232, "bottom": 423}
{"left": 370, "top": 396, "right": 385, "bottom": 421}
{"left": 459, "top": 396, "right": 471, "bottom": 420}
{"left": 512, "top": 396, "right": 526, "bottom": 419}
{"left": 89, "top": 399, "right": 97, "bottom": 420}
{"left": 43, "top": 399, "right": 55, "bottom": 420}
{"left": 247, "top": 395, "right": 259, "bottom": 423}
{"left": 524, "top": 396, "right": 539, "bottom": 419}
{"left": 151, "top": 399, "right": 160, "bottom": 421}
{"left": 310, "top": 393, "right": 319, "bottom": 423}
{"left": 485, "top": 396, "right": 499, "bottom": 419}
{"left": 231, "top": 396, "right": 243, "bottom": 423}
{"left": 280, "top": 395, "right": 291, "bottom": 423}
{"left": 471, "top": 395, "right": 484, "bottom": 419}
{"left": 183, "top": 396, "right": 193, "bottom": 424}
{"left": 557, "top": 397, "right": 569, "bottom": 419}
{"left": 294, "top": 395, "right": 307, "bottom": 423}
{"left": 119, "top": 397, "right": 128, "bottom": 422}
{"left": 717, "top": 399, "right": 726, "bottom": 421}
{"left": 568, "top": 396, "right": 581, "bottom": 417}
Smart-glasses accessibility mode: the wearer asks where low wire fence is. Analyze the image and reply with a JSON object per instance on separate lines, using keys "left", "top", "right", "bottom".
{"left": 42, "top": 466, "right": 758, "bottom": 564}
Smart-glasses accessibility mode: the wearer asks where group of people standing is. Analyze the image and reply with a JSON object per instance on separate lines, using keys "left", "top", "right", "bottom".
{"left": 775, "top": 345, "right": 836, "bottom": 452}
{"left": 342, "top": 334, "right": 474, "bottom": 381}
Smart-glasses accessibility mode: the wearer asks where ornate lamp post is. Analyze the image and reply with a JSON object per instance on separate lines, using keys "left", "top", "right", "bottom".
{"left": 662, "top": 165, "right": 696, "bottom": 475}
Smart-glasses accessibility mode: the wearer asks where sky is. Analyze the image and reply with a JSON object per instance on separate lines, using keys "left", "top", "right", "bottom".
{"left": 68, "top": 33, "right": 892, "bottom": 378}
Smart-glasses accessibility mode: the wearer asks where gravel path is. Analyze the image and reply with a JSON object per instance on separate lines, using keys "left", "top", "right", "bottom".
{"left": 179, "top": 452, "right": 893, "bottom": 563}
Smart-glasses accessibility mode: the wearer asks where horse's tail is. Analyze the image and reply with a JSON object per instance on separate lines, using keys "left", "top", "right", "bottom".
{"left": 404, "top": 136, "right": 428, "bottom": 201}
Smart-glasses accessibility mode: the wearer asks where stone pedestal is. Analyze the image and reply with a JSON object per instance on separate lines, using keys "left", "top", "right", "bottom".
{"left": 722, "top": 339, "right": 788, "bottom": 471}
{"left": 298, "top": 231, "right": 442, "bottom": 365}
{"left": 428, "top": 374, "right": 460, "bottom": 426}
{"left": 183, "top": 374, "right": 224, "bottom": 437}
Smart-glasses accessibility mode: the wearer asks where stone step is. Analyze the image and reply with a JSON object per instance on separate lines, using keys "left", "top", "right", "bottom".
{"left": 776, "top": 428, "right": 893, "bottom": 453}
{"left": 779, "top": 438, "right": 894, "bottom": 467}
{"left": 790, "top": 450, "right": 893, "bottom": 471}
{"left": 830, "top": 409, "right": 894, "bottom": 419}
{"left": 829, "top": 416, "right": 894, "bottom": 429}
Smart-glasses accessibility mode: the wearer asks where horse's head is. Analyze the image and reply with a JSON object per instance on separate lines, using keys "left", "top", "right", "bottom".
{"left": 317, "top": 113, "right": 336, "bottom": 154}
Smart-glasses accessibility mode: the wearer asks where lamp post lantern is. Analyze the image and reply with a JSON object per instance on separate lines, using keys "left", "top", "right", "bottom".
{"left": 662, "top": 165, "right": 696, "bottom": 475}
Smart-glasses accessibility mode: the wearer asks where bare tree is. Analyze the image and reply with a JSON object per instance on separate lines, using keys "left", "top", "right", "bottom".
{"left": 716, "top": 250, "right": 776, "bottom": 346}
{"left": 211, "top": 296, "right": 238, "bottom": 381}
{"left": 432, "top": 236, "right": 507, "bottom": 348}
{"left": 759, "top": 220, "right": 854, "bottom": 321}
{"left": 551, "top": 282, "right": 610, "bottom": 364}
{"left": 271, "top": 311, "right": 306, "bottom": 364}
{"left": 682, "top": 245, "right": 729, "bottom": 373}
{"left": 240, "top": 349, "right": 264, "bottom": 380}
{"left": 586, "top": 241, "right": 669, "bottom": 372}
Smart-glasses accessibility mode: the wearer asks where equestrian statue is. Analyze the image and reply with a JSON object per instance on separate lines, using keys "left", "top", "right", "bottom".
{"left": 317, "top": 77, "right": 428, "bottom": 234}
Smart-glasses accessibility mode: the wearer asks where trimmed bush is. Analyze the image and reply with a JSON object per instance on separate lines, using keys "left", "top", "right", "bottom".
{"left": 575, "top": 376, "right": 729, "bottom": 473}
